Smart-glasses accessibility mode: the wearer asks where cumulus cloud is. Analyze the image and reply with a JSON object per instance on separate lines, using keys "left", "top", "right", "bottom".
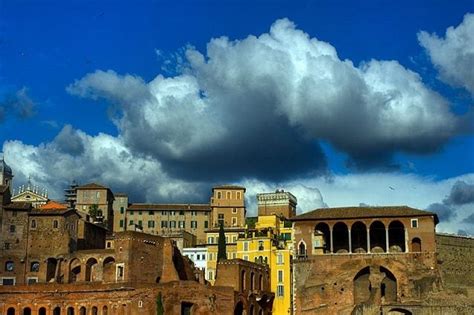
{"left": 418, "top": 13, "right": 474, "bottom": 94}
{"left": 443, "top": 180, "right": 474, "bottom": 205}
{"left": 0, "top": 87, "right": 37, "bottom": 122}
{"left": 426, "top": 202, "right": 456, "bottom": 222}
{"left": 67, "top": 18, "right": 465, "bottom": 181}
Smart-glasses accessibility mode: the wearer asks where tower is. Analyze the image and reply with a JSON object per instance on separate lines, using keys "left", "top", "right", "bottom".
{"left": 210, "top": 185, "right": 246, "bottom": 228}
{"left": 257, "top": 189, "right": 297, "bottom": 219}
{"left": 0, "top": 153, "right": 13, "bottom": 193}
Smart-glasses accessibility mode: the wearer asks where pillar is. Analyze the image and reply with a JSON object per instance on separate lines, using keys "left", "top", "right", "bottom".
{"left": 367, "top": 228, "right": 371, "bottom": 253}
{"left": 348, "top": 229, "right": 352, "bottom": 254}
{"left": 385, "top": 227, "right": 389, "bottom": 253}
{"left": 329, "top": 226, "right": 334, "bottom": 254}
{"left": 405, "top": 228, "right": 409, "bottom": 253}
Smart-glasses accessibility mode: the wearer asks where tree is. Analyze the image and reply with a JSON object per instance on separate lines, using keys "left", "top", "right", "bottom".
{"left": 217, "top": 222, "right": 227, "bottom": 261}
{"left": 88, "top": 204, "right": 102, "bottom": 221}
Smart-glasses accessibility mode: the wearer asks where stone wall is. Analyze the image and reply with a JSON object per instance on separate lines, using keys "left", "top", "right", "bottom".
{"left": 436, "top": 234, "right": 474, "bottom": 289}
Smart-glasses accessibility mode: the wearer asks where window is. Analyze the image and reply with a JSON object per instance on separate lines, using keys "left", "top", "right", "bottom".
{"left": 218, "top": 213, "right": 224, "bottom": 225}
{"left": 149, "top": 211, "right": 154, "bottom": 215}
{"left": 138, "top": 220, "right": 143, "bottom": 227}
{"left": 232, "top": 236, "right": 237, "bottom": 243}
{"left": 170, "top": 211, "right": 176, "bottom": 216}
{"left": 161, "top": 211, "right": 167, "bottom": 215}
{"left": 411, "top": 219, "right": 419, "bottom": 228}
{"left": 138, "top": 211, "right": 142, "bottom": 216}
{"left": 1, "top": 277, "right": 15, "bottom": 285}
{"left": 5, "top": 261, "right": 14, "bottom": 272}
{"left": 31, "top": 220, "right": 37, "bottom": 229}
{"left": 277, "top": 285, "right": 284, "bottom": 297}
{"left": 53, "top": 220, "right": 59, "bottom": 229}
{"left": 119, "top": 220, "right": 124, "bottom": 228}
{"left": 116, "top": 263, "right": 125, "bottom": 281}
{"left": 278, "top": 270, "right": 284, "bottom": 283}
{"left": 191, "top": 221, "right": 197, "bottom": 228}
{"left": 227, "top": 192, "right": 231, "bottom": 199}
{"left": 237, "top": 192, "right": 241, "bottom": 199}
{"left": 208, "top": 237, "right": 214, "bottom": 244}
{"left": 258, "top": 240, "right": 264, "bottom": 251}
{"left": 27, "top": 277, "right": 38, "bottom": 284}
{"left": 232, "top": 217, "right": 237, "bottom": 226}
{"left": 232, "top": 208, "right": 237, "bottom": 214}
{"left": 129, "top": 210, "right": 134, "bottom": 215}
{"left": 120, "top": 207, "right": 124, "bottom": 214}
{"left": 148, "top": 220, "right": 155, "bottom": 228}
{"left": 191, "top": 211, "right": 197, "bottom": 216}
{"left": 129, "top": 220, "right": 134, "bottom": 225}
{"left": 4, "top": 242, "right": 10, "bottom": 250}
{"left": 208, "top": 270, "right": 214, "bottom": 280}
{"left": 225, "top": 236, "right": 229, "bottom": 243}
{"left": 9, "top": 225, "right": 15, "bottom": 233}
{"left": 217, "top": 192, "right": 221, "bottom": 199}
{"left": 204, "top": 221, "right": 209, "bottom": 228}
{"left": 30, "top": 262, "right": 40, "bottom": 272}
{"left": 277, "top": 253, "right": 284, "bottom": 265}
{"left": 243, "top": 241, "right": 249, "bottom": 251}
{"left": 161, "top": 221, "right": 168, "bottom": 228}
{"left": 170, "top": 221, "right": 176, "bottom": 228}
{"left": 179, "top": 210, "right": 184, "bottom": 216}
{"left": 243, "top": 255, "right": 249, "bottom": 261}
{"left": 178, "top": 221, "right": 185, "bottom": 228}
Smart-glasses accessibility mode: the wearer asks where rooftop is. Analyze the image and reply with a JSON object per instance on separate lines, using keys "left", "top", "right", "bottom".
{"left": 291, "top": 206, "right": 439, "bottom": 224}
{"left": 128, "top": 203, "right": 210, "bottom": 211}
{"left": 212, "top": 184, "right": 246, "bottom": 191}
{"left": 76, "top": 183, "right": 109, "bottom": 190}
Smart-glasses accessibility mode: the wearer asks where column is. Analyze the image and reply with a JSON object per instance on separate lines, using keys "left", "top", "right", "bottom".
{"left": 348, "top": 229, "right": 352, "bottom": 254}
{"left": 405, "top": 228, "right": 409, "bottom": 253}
{"left": 330, "top": 226, "right": 334, "bottom": 254}
{"left": 367, "top": 228, "right": 371, "bottom": 253}
{"left": 385, "top": 227, "right": 389, "bottom": 253}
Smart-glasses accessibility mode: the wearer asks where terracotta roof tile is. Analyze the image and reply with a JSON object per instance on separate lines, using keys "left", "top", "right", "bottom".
{"left": 39, "top": 200, "right": 68, "bottom": 211}
{"left": 291, "top": 206, "right": 438, "bottom": 223}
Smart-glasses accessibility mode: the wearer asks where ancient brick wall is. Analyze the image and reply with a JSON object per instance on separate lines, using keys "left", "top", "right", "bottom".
{"left": 436, "top": 234, "right": 474, "bottom": 289}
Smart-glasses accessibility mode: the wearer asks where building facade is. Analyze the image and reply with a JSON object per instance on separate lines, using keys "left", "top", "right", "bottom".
{"left": 75, "top": 183, "right": 115, "bottom": 231}
{"left": 112, "top": 193, "right": 128, "bottom": 232}
{"left": 210, "top": 185, "right": 246, "bottom": 228}
{"left": 257, "top": 189, "right": 297, "bottom": 219}
{"left": 11, "top": 179, "right": 49, "bottom": 208}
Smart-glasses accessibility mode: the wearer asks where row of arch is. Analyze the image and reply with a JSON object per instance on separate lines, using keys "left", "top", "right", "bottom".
{"left": 6, "top": 305, "right": 110, "bottom": 315}
{"left": 241, "top": 270, "right": 265, "bottom": 292}
{"left": 298, "top": 220, "right": 423, "bottom": 255}
{"left": 44, "top": 256, "right": 117, "bottom": 283}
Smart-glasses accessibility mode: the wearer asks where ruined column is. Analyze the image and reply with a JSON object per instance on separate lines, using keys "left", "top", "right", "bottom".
{"left": 348, "top": 229, "right": 352, "bottom": 253}
{"left": 385, "top": 227, "right": 389, "bottom": 253}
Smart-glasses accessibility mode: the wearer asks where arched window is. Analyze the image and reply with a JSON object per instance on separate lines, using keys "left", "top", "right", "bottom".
{"left": 315, "top": 223, "right": 331, "bottom": 253}
{"left": 102, "top": 306, "right": 108, "bottom": 315}
{"left": 333, "top": 222, "right": 349, "bottom": 253}
{"left": 7, "top": 308, "right": 15, "bottom": 315}
{"left": 250, "top": 272, "right": 255, "bottom": 290}
{"left": 411, "top": 238, "right": 421, "bottom": 252}
{"left": 79, "top": 307, "right": 86, "bottom": 315}
{"left": 53, "top": 220, "right": 59, "bottom": 228}
{"left": 66, "top": 307, "right": 74, "bottom": 315}
{"left": 22, "top": 307, "right": 31, "bottom": 315}
{"left": 241, "top": 270, "right": 246, "bottom": 291}
{"left": 351, "top": 221, "right": 367, "bottom": 253}
{"left": 53, "top": 307, "right": 61, "bottom": 315}
{"left": 31, "top": 219, "right": 37, "bottom": 229}
{"left": 5, "top": 261, "right": 14, "bottom": 272}
{"left": 91, "top": 307, "right": 98, "bottom": 315}
{"left": 369, "top": 221, "right": 386, "bottom": 252}
{"left": 388, "top": 221, "right": 405, "bottom": 252}
{"left": 39, "top": 308, "right": 47, "bottom": 315}
{"left": 30, "top": 261, "right": 40, "bottom": 272}
{"left": 298, "top": 241, "right": 307, "bottom": 257}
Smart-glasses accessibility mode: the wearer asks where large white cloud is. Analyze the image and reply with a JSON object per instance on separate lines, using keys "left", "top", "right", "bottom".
{"left": 68, "top": 18, "right": 464, "bottom": 179}
{"left": 418, "top": 13, "right": 474, "bottom": 95}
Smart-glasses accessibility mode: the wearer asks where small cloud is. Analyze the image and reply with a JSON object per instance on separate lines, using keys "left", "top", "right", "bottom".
{"left": 427, "top": 202, "right": 457, "bottom": 222}
{"left": 0, "top": 87, "right": 37, "bottom": 123}
{"left": 41, "top": 120, "right": 60, "bottom": 129}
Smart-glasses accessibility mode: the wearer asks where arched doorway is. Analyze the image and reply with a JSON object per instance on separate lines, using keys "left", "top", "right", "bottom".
{"left": 66, "top": 307, "right": 74, "bottom": 315}
{"left": 79, "top": 307, "right": 86, "bottom": 315}
{"left": 53, "top": 307, "right": 61, "bottom": 315}
{"left": 411, "top": 238, "right": 421, "bottom": 252}
{"left": 103, "top": 257, "right": 116, "bottom": 282}
{"left": 39, "top": 308, "right": 47, "bottom": 315}
{"left": 315, "top": 222, "right": 331, "bottom": 253}
{"left": 69, "top": 258, "right": 81, "bottom": 283}
{"left": 353, "top": 267, "right": 371, "bottom": 303}
{"left": 351, "top": 221, "right": 367, "bottom": 253}
{"left": 22, "top": 308, "right": 31, "bottom": 315}
{"left": 380, "top": 266, "right": 397, "bottom": 302}
{"left": 369, "top": 221, "right": 386, "bottom": 252}
{"left": 388, "top": 221, "right": 405, "bottom": 252}
{"left": 298, "top": 241, "right": 307, "bottom": 257}
{"left": 102, "top": 306, "right": 108, "bottom": 315}
{"left": 85, "top": 257, "right": 98, "bottom": 281}
{"left": 91, "top": 307, "right": 98, "bottom": 315}
{"left": 333, "top": 222, "right": 349, "bottom": 253}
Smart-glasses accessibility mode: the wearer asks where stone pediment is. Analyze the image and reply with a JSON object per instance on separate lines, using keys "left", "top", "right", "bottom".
{"left": 12, "top": 190, "right": 48, "bottom": 203}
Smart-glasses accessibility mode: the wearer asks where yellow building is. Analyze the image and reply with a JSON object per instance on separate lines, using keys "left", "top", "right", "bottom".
{"left": 206, "top": 215, "right": 293, "bottom": 314}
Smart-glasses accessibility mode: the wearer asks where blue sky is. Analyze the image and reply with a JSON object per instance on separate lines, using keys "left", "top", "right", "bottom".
{"left": 0, "top": 0, "right": 473, "bottom": 234}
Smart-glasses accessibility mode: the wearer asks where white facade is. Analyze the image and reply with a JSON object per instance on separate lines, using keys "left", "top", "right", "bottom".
{"left": 182, "top": 247, "right": 208, "bottom": 276}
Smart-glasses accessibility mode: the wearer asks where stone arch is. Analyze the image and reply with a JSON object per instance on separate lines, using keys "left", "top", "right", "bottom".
{"left": 39, "top": 308, "right": 47, "bottom": 315}
{"left": 351, "top": 221, "right": 367, "bottom": 253}
{"left": 69, "top": 258, "right": 81, "bottom": 283}
{"left": 241, "top": 270, "right": 246, "bottom": 291}
{"left": 103, "top": 256, "right": 116, "bottom": 282}
{"left": 250, "top": 272, "right": 255, "bottom": 290}
{"left": 388, "top": 221, "right": 405, "bottom": 252}
{"left": 53, "top": 307, "right": 61, "bottom": 315}
{"left": 91, "top": 306, "right": 98, "bottom": 315}
{"left": 22, "top": 307, "right": 31, "bottom": 315}
{"left": 315, "top": 222, "right": 331, "bottom": 253}
{"left": 46, "top": 258, "right": 57, "bottom": 282}
{"left": 333, "top": 222, "right": 349, "bottom": 253}
{"left": 380, "top": 266, "right": 397, "bottom": 302}
{"left": 85, "top": 257, "right": 99, "bottom": 282}
{"left": 297, "top": 240, "right": 307, "bottom": 257}
{"left": 411, "top": 238, "right": 421, "bottom": 252}
{"left": 66, "top": 307, "right": 74, "bottom": 315}
{"left": 353, "top": 267, "right": 371, "bottom": 304}
{"left": 7, "top": 308, "right": 15, "bottom": 315}
{"left": 79, "top": 307, "right": 86, "bottom": 315}
{"left": 102, "top": 306, "right": 108, "bottom": 315}
{"left": 369, "top": 221, "right": 386, "bottom": 252}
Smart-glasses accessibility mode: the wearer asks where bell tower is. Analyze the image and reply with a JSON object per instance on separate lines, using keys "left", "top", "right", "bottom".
{"left": 0, "top": 153, "right": 14, "bottom": 193}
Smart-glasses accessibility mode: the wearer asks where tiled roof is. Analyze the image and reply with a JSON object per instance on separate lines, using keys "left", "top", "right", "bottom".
{"left": 212, "top": 184, "right": 246, "bottom": 191}
{"left": 128, "top": 203, "right": 211, "bottom": 211}
{"left": 77, "top": 183, "right": 108, "bottom": 190}
{"left": 291, "top": 206, "right": 438, "bottom": 223}
{"left": 39, "top": 200, "right": 68, "bottom": 211}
